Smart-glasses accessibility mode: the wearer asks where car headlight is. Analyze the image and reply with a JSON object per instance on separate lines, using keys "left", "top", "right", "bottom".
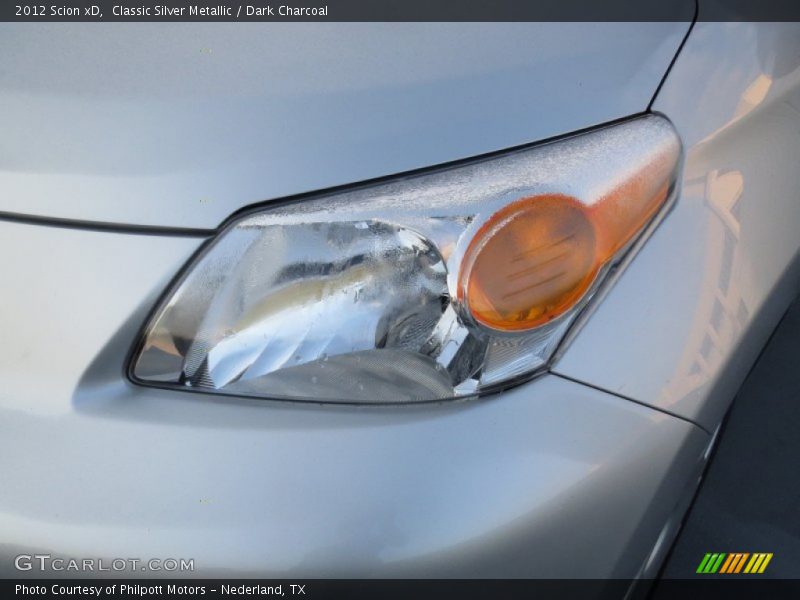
{"left": 131, "top": 114, "right": 681, "bottom": 403}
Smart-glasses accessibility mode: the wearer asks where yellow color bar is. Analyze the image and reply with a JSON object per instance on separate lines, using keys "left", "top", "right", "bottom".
{"left": 748, "top": 554, "right": 764, "bottom": 573}
{"left": 758, "top": 553, "right": 773, "bottom": 574}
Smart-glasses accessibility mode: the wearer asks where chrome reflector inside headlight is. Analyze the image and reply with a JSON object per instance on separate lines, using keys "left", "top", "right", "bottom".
{"left": 132, "top": 115, "right": 681, "bottom": 403}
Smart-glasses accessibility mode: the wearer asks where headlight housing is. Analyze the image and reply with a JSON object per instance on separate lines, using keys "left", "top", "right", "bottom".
{"left": 131, "top": 115, "right": 681, "bottom": 403}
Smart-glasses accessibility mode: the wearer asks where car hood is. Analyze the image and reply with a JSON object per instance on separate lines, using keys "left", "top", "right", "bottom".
{"left": 0, "top": 21, "right": 691, "bottom": 230}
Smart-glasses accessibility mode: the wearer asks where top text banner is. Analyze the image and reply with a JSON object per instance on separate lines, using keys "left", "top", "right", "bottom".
{"left": 3, "top": 1, "right": 800, "bottom": 22}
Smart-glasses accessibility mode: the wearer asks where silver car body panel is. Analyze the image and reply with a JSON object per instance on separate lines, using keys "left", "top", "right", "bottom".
{"left": 0, "top": 22, "right": 688, "bottom": 229}
{"left": 554, "top": 22, "right": 800, "bottom": 431}
{"left": 1, "top": 21, "right": 799, "bottom": 579}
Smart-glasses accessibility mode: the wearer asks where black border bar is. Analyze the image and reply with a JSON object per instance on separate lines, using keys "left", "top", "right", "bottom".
{"left": 6, "top": 579, "right": 800, "bottom": 600}
{"left": 4, "top": 0, "right": 800, "bottom": 22}
{"left": 3, "top": 1, "right": 692, "bottom": 22}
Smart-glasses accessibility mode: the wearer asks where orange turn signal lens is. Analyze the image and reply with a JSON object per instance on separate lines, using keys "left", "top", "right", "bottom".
{"left": 459, "top": 194, "right": 597, "bottom": 331}
{"left": 459, "top": 182, "right": 670, "bottom": 331}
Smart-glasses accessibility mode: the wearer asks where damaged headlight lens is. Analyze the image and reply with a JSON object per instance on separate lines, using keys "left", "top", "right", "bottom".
{"left": 131, "top": 115, "right": 681, "bottom": 403}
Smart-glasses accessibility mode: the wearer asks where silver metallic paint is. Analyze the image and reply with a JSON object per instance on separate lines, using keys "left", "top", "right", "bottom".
{"left": 1, "top": 20, "right": 797, "bottom": 580}
{"left": 555, "top": 22, "right": 800, "bottom": 431}
{"left": 0, "top": 22, "right": 688, "bottom": 229}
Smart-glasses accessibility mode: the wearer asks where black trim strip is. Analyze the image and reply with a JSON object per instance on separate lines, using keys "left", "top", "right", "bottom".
{"left": 647, "top": 0, "right": 698, "bottom": 112}
{"left": 0, "top": 210, "right": 213, "bottom": 237}
{"left": 551, "top": 371, "right": 712, "bottom": 435}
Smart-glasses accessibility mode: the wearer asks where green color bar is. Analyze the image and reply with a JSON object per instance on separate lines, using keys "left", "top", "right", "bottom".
{"left": 710, "top": 553, "right": 727, "bottom": 573}
{"left": 697, "top": 553, "right": 715, "bottom": 573}
{"left": 696, "top": 553, "right": 713, "bottom": 573}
